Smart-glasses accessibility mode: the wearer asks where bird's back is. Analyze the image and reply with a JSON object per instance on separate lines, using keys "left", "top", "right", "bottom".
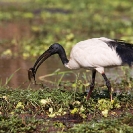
{"left": 68, "top": 37, "right": 133, "bottom": 69}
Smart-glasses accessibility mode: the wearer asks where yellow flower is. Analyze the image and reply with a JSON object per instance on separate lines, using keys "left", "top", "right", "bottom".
{"left": 2, "top": 96, "right": 8, "bottom": 101}
{"left": 40, "top": 99, "right": 48, "bottom": 105}
{"left": 70, "top": 108, "right": 78, "bottom": 114}
{"left": 102, "top": 109, "right": 108, "bottom": 117}
{"left": 16, "top": 102, "right": 24, "bottom": 109}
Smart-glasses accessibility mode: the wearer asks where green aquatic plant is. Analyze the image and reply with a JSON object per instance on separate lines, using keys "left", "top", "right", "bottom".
{"left": 69, "top": 114, "right": 133, "bottom": 133}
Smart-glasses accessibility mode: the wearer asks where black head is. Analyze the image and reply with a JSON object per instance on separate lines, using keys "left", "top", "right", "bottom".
{"left": 48, "top": 43, "right": 63, "bottom": 55}
{"left": 28, "top": 43, "right": 68, "bottom": 83}
{"left": 49, "top": 43, "right": 69, "bottom": 64}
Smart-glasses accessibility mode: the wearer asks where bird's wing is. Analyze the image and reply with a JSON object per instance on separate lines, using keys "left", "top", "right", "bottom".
{"left": 105, "top": 39, "right": 133, "bottom": 66}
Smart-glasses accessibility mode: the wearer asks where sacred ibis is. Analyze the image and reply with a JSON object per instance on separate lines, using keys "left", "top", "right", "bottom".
{"left": 28, "top": 37, "right": 133, "bottom": 101}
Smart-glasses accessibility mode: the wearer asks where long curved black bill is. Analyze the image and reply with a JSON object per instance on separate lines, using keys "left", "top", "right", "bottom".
{"left": 28, "top": 49, "right": 51, "bottom": 83}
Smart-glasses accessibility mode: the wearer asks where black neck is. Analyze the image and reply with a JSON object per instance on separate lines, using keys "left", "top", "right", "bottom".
{"left": 58, "top": 45, "right": 69, "bottom": 65}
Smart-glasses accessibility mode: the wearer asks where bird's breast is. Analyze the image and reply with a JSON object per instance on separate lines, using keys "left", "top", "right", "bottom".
{"left": 65, "top": 58, "right": 81, "bottom": 69}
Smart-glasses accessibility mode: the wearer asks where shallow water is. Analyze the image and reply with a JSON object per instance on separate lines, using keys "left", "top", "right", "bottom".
{"left": 0, "top": 55, "right": 132, "bottom": 89}
{"left": 0, "top": 56, "right": 78, "bottom": 88}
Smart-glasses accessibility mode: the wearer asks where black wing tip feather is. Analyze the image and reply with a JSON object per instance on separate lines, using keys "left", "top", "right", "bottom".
{"left": 113, "top": 39, "right": 133, "bottom": 48}
{"left": 104, "top": 38, "right": 133, "bottom": 50}
{"left": 102, "top": 38, "right": 133, "bottom": 66}
{"left": 112, "top": 39, "right": 133, "bottom": 66}
{"left": 113, "top": 39, "right": 125, "bottom": 42}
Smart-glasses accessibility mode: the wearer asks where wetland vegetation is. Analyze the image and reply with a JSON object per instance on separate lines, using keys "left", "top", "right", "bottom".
{"left": 0, "top": 0, "right": 133, "bottom": 132}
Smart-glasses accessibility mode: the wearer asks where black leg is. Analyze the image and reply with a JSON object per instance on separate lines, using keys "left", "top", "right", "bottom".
{"left": 102, "top": 73, "right": 112, "bottom": 101}
{"left": 87, "top": 70, "right": 96, "bottom": 100}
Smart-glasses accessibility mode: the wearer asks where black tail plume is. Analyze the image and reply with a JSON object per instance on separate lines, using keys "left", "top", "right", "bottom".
{"left": 109, "top": 40, "right": 133, "bottom": 66}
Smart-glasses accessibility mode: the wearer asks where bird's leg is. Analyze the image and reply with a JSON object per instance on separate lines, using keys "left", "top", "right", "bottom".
{"left": 102, "top": 73, "right": 113, "bottom": 101}
{"left": 86, "top": 70, "right": 96, "bottom": 100}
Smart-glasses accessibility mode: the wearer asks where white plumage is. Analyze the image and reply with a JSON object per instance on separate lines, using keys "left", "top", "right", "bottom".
{"left": 28, "top": 37, "right": 133, "bottom": 101}
{"left": 67, "top": 37, "right": 122, "bottom": 72}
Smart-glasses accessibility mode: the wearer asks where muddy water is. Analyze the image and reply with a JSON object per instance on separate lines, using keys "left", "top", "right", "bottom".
{"left": 0, "top": 55, "right": 131, "bottom": 89}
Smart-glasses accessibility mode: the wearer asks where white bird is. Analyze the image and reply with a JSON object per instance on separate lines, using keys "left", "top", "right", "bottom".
{"left": 28, "top": 37, "right": 133, "bottom": 101}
